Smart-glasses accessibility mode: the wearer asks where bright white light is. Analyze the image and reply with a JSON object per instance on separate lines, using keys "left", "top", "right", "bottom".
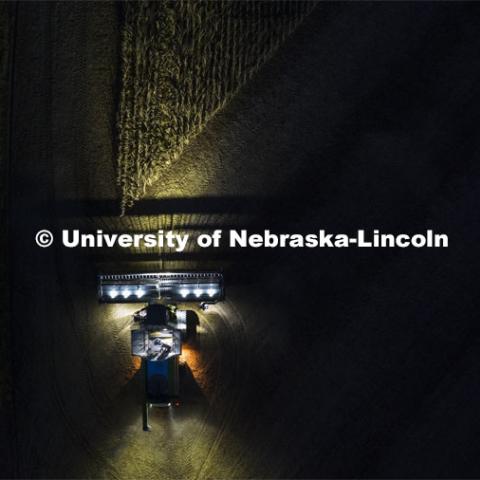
{"left": 194, "top": 288, "right": 203, "bottom": 297}
{"left": 122, "top": 289, "right": 131, "bottom": 298}
{"left": 180, "top": 288, "right": 189, "bottom": 298}
{"left": 110, "top": 289, "right": 119, "bottom": 298}
{"left": 207, "top": 288, "right": 216, "bottom": 297}
{"left": 135, "top": 288, "right": 146, "bottom": 297}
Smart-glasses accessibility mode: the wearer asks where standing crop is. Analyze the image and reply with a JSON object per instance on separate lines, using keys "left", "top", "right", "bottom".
{"left": 117, "top": 0, "right": 315, "bottom": 211}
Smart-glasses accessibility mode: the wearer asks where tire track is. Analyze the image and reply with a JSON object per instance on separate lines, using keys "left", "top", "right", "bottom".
{"left": 194, "top": 299, "right": 251, "bottom": 479}
{"left": 50, "top": 1, "right": 123, "bottom": 434}
{"left": 46, "top": 312, "right": 121, "bottom": 480}
{"left": 46, "top": 4, "right": 121, "bottom": 475}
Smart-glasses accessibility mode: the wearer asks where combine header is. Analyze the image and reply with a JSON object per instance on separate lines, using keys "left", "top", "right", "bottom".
{"left": 98, "top": 272, "right": 224, "bottom": 430}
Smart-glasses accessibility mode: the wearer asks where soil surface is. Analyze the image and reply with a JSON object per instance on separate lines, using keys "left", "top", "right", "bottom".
{"left": 7, "top": 2, "right": 480, "bottom": 478}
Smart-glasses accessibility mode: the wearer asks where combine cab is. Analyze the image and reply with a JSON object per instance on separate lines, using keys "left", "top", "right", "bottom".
{"left": 98, "top": 272, "right": 224, "bottom": 430}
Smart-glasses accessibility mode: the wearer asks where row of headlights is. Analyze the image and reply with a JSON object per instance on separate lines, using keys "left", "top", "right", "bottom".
{"left": 108, "top": 288, "right": 146, "bottom": 298}
{"left": 179, "top": 288, "right": 217, "bottom": 298}
{"left": 105, "top": 287, "right": 218, "bottom": 299}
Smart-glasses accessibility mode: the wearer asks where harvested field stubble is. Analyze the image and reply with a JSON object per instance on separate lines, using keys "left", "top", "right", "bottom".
{"left": 117, "top": 0, "right": 316, "bottom": 211}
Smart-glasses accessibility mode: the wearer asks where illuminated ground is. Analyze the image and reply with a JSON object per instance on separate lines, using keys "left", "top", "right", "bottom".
{"left": 7, "top": 2, "right": 480, "bottom": 478}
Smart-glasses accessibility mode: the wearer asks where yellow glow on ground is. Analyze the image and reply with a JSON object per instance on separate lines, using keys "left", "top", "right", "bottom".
{"left": 180, "top": 343, "right": 206, "bottom": 388}
{"left": 132, "top": 355, "right": 142, "bottom": 371}
{"left": 109, "top": 303, "right": 139, "bottom": 321}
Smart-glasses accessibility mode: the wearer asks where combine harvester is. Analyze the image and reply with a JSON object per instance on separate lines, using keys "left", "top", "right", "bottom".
{"left": 98, "top": 272, "right": 224, "bottom": 430}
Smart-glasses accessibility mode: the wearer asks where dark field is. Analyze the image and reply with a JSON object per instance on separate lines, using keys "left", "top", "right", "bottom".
{"left": 4, "top": 2, "right": 480, "bottom": 478}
